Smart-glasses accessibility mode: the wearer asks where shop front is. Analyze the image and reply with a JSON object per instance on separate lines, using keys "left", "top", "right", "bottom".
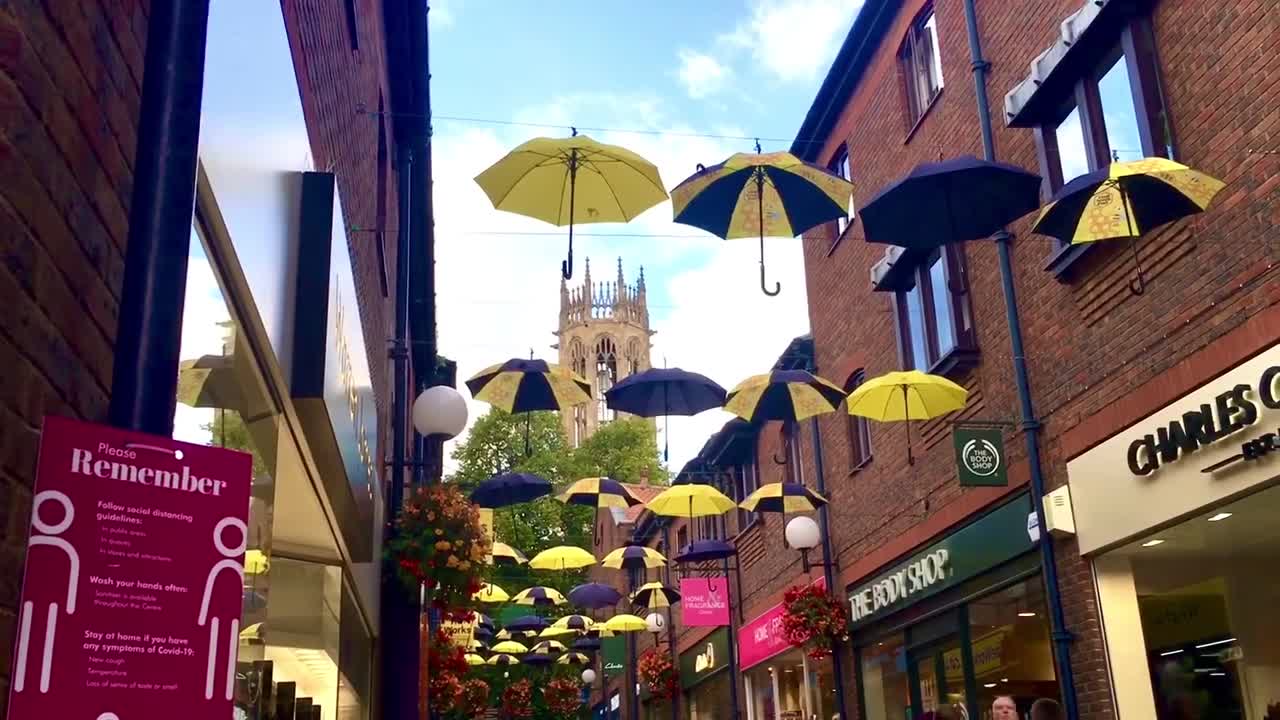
{"left": 1068, "top": 344, "right": 1280, "bottom": 720}
{"left": 681, "top": 629, "right": 734, "bottom": 720}
{"left": 739, "top": 579, "right": 837, "bottom": 720}
{"left": 850, "top": 495, "right": 1060, "bottom": 720}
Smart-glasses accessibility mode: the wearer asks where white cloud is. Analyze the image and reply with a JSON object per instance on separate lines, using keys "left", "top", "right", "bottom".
{"left": 676, "top": 49, "right": 732, "bottom": 99}
{"left": 431, "top": 0, "right": 458, "bottom": 29}
{"left": 173, "top": 253, "right": 231, "bottom": 445}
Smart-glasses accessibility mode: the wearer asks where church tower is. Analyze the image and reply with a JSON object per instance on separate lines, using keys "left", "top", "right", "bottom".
{"left": 555, "top": 258, "right": 654, "bottom": 447}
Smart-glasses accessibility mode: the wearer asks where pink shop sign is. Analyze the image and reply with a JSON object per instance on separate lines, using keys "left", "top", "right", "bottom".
{"left": 680, "top": 577, "right": 730, "bottom": 627}
{"left": 738, "top": 577, "right": 825, "bottom": 670}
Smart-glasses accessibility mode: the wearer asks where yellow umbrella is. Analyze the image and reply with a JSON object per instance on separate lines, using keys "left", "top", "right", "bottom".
{"left": 464, "top": 653, "right": 486, "bottom": 666}
{"left": 528, "top": 546, "right": 597, "bottom": 571}
{"left": 466, "top": 639, "right": 489, "bottom": 652}
{"left": 243, "top": 549, "right": 269, "bottom": 575}
{"left": 490, "top": 640, "right": 529, "bottom": 654}
{"left": 846, "top": 370, "right": 967, "bottom": 464}
{"left": 473, "top": 583, "right": 510, "bottom": 604}
{"left": 645, "top": 484, "right": 736, "bottom": 519}
{"left": 495, "top": 629, "right": 537, "bottom": 641}
{"left": 474, "top": 133, "right": 668, "bottom": 280}
{"left": 487, "top": 653, "right": 521, "bottom": 666}
{"left": 601, "top": 614, "right": 649, "bottom": 633}
{"left": 539, "top": 625, "right": 580, "bottom": 639}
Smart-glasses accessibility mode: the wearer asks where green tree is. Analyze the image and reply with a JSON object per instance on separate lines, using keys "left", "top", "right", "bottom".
{"left": 571, "top": 417, "right": 665, "bottom": 484}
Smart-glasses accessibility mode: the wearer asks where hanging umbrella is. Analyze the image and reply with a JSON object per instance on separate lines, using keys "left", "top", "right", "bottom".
{"left": 860, "top": 156, "right": 1043, "bottom": 249}
{"left": 601, "top": 614, "right": 649, "bottom": 633}
{"left": 673, "top": 539, "right": 737, "bottom": 564}
{"left": 631, "top": 582, "right": 681, "bottom": 610}
{"left": 529, "top": 640, "right": 567, "bottom": 655}
{"left": 474, "top": 132, "right": 668, "bottom": 279}
{"left": 467, "top": 359, "right": 592, "bottom": 414}
{"left": 475, "top": 613, "right": 495, "bottom": 630}
{"left": 473, "top": 583, "right": 510, "bottom": 604}
{"left": 489, "top": 541, "right": 530, "bottom": 566}
{"left": 512, "top": 586, "right": 568, "bottom": 607}
{"left": 739, "top": 482, "right": 829, "bottom": 514}
{"left": 495, "top": 628, "right": 538, "bottom": 641}
{"left": 568, "top": 582, "right": 623, "bottom": 610}
{"left": 600, "top": 545, "right": 667, "bottom": 571}
{"left": 490, "top": 640, "right": 530, "bottom": 654}
{"left": 725, "top": 370, "right": 846, "bottom": 424}
{"left": 466, "top": 639, "right": 489, "bottom": 652}
{"left": 464, "top": 653, "right": 487, "bottom": 666}
{"left": 552, "top": 614, "right": 596, "bottom": 631}
{"left": 243, "top": 549, "right": 270, "bottom": 575}
{"left": 846, "top": 370, "right": 968, "bottom": 464}
{"left": 539, "top": 625, "right": 580, "bottom": 639}
{"left": 645, "top": 484, "right": 736, "bottom": 520}
{"left": 572, "top": 636, "right": 602, "bottom": 651}
{"left": 487, "top": 654, "right": 521, "bottom": 666}
{"left": 471, "top": 473, "right": 553, "bottom": 509}
{"left": 474, "top": 625, "right": 494, "bottom": 642}
{"left": 556, "top": 477, "right": 643, "bottom": 510}
{"left": 522, "top": 654, "right": 555, "bottom": 666}
{"left": 672, "top": 148, "right": 853, "bottom": 295}
{"left": 584, "top": 625, "right": 617, "bottom": 639}
{"left": 505, "top": 616, "right": 550, "bottom": 633}
{"left": 558, "top": 652, "right": 593, "bottom": 666}
{"left": 1030, "top": 157, "right": 1225, "bottom": 294}
{"left": 604, "top": 367, "right": 728, "bottom": 460}
{"left": 528, "top": 546, "right": 597, "bottom": 571}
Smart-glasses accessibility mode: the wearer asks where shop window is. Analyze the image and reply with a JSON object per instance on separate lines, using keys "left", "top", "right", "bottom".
{"left": 861, "top": 635, "right": 910, "bottom": 720}
{"left": 892, "top": 247, "right": 977, "bottom": 375}
{"left": 899, "top": 5, "right": 944, "bottom": 131}
{"left": 966, "top": 577, "right": 1060, "bottom": 717}
{"left": 828, "top": 144, "right": 853, "bottom": 242}
{"left": 845, "top": 370, "right": 873, "bottom": 472}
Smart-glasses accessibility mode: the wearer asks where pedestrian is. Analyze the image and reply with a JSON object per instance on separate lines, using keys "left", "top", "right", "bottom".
{"left": 992, "top": 695, "right": 1018, "bottom": 720}
{"left": 1031, "top": 699, "right": 1064, "bottom": 720}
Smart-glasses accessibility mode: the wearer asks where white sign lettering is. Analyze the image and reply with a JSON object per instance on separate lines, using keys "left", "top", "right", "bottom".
{"left": 849, "top": 548, "right": 950, "bottom": 623}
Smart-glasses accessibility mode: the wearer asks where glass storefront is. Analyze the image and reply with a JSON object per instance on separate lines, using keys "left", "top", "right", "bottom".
{"left": 686, "top": 669, "right": 732, "bottom": 720}
{"left": 745, "top": 650, "right": 837, "bottom": 720}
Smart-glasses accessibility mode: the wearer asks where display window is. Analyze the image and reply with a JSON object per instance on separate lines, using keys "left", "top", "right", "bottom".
{"left": 745, "top": 649, "right": 837, "bottom": 720}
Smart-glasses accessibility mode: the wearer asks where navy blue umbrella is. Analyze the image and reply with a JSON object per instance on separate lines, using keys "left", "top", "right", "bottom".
{"left": 470, "top": 472, "right": 552, "bottom": 508}
{"left": 568, "top": 582, "right": 623, "bottom": 610}
{"left": 861, "top": 155, "right": 1042, "bottom": 250}
{"left": 505, "top": 615, "right": 550, "bottom": 633}
{"left": 572, "top": 636, "right": 602, "bottom": 651}
{"left": 674, "top": 540, "right": 737, "bottom": 563}
{"left": 605, "top": 367, "right": 727, "bottom": 460}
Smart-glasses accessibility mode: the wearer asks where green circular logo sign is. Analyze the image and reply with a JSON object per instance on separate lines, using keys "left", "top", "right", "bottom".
{"left": 962, "top": 438, "right": 1001, "bottom": 477}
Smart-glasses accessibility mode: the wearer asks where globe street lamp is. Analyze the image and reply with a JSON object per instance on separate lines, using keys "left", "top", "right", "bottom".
{"left": 582, "top": 668, "right": 597, "bottom": 685}
{"left": 785, "top": 516, "right": 836, "bottom": 574}
{"left": 644, "top": 612, "right": 666, "bottom": 636}
{"left": 412, "top": 385, "right": 468, "bottom": 438}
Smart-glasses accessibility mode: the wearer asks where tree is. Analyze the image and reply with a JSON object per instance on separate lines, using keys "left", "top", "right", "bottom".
{"left": 571, "top": 418, "right": 665, "bottom": 485}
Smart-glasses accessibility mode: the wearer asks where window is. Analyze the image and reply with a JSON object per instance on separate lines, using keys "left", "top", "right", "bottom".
{"left": 373, "top": 93, "right": 389, "bottom": 298}
{"left": 829, "top": 144, "right": 853, "bottom": 239}
{"left": 780, "top": 421, "right": 803, "bottom": 485}
{"left": 676, "top": 525, "right": 688, "bottom": 553}
{"left": 899, "top": 6, "right": 944, "bottom": 129}
{"left": 893, "top": 247, "right": 976, "bottom": 374}
{"left": 734, "top": 443, "right": 761, "bottom": 532}
{"left": 595, "top": 337, "right": 617, "bottom": 423}
{"left": 845, "top": 371, "right": 872, "bottom": 471}
{"left": 343, "top": 0, "right": 360, "bottom": 51}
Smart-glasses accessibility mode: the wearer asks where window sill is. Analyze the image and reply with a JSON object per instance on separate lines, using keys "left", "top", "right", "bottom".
{"left": 928, "top": 345, "right": 979, "bottom": 379}
{"left": 826, "top": 220, "right": 855, "bottom": 258}
{"left": 1043, "top": 241, "right": 1096, "bottom": 281}
{"left": 847, "top": 456, "right": 873, "bottom": 477}
{"left": 904, "top": 88, "right": 944, "bottom": 145}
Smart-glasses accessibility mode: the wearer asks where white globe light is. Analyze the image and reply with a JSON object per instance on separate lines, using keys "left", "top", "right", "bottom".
{"left": 412, "top": 385, "right": 468, "bottom": 438}
{"left": 645, "top": 612, "right": 666, "bottom": 634}
{"left": 785, "top": 516, "right": 821, "bottom": 551}
{"left": 581, "top": 668, "right": 597, "bottom": 684}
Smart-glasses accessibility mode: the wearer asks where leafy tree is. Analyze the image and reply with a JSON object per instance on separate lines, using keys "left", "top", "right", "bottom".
{"left": 571, "top": 417, "right": 665, "bottom": 485}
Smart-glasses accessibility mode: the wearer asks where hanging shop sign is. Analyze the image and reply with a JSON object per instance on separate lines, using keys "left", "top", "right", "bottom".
{"left": 680, "top": 576, "right": 730, "bottom": 627}
{"left": 6, "top": 416, "right": 253, "bottom": 720}
{"left": 738, "top": 577, "right": 825, "bottom": 670}
{"left": 847, "top": 495, "right": 1034, "bottom": 628}
{"left": 291, "top": 172, "right": 378, "bottom": 562}
{"left": 679, "top": 628, "right": 730, "bottom": 688}
{"left": 954, "top": 427, "right": 1008, "bottom": 487}
{"left": 602, "top": 636, "right": 626, "bottom": 676}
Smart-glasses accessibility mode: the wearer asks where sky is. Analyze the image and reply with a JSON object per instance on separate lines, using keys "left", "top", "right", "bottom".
{"left": 429, "top": 0, "right": 866, "bottom": 474}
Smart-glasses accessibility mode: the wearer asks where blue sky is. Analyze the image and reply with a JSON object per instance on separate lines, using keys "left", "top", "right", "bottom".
{"left": 429, "top": 0, "right": 867, "bottom": 473}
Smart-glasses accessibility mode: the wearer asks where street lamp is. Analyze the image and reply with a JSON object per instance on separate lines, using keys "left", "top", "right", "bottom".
{"left": 412, "top": 385, "right": 468, "bottom": 438}
{"left": 645, "top": 612, "right": 666, "bottom": 635}
{"left": 785, "top": 516, "right": 836, "bottom": 574}
{"left": 582, "top": 668, "right": 597, "bottom": 685}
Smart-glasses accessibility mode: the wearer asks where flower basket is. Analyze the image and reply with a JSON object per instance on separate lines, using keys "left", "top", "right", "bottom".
{"left": 386, "top": 484, "right": 491, "bottom": 610}
{"left": 544, "top": 677, "right": 582, "bottom": 719}
{"left": 454, "top": 678, "right": 491, "bottom": 719}
{"left": 427, "top": 627, "right": 470, "bottom": 714}
{"left": 502, "top": 679, "right": 534, "bottom": 719}
{"left": 781, "top": 584, "right": 850, "bottom": 659}
{"left": 638, "top": 648, "right": 678, "bottom": 700}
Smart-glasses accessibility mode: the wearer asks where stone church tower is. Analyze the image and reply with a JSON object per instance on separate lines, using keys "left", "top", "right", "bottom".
{"left": 555, "top": 258, "right": 654, "bottom": 447}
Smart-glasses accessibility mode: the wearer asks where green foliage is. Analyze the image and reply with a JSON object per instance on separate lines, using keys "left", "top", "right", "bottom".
{"left": 204, "top": 409, "right": 271, "bottom": 478}
{"left": 572, "top": 417, "right": 665, "bottom": 485}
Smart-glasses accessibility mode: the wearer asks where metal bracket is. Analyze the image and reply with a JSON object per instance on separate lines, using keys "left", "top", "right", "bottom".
{"left": 948, "top": 418, "right": 1016, "bottom": 428}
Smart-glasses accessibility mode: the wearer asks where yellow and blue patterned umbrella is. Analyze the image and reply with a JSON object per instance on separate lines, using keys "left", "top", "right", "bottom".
{"left": 600, "top": 545, "right": 667, "bottom": 571}
{"left": 529, "top": 640, "right": 567, "bottom": 655}
{"left": 725, "top": 370, "right": 846, "bottom": 424}
{"left": 552, "top": 614, "right": 596, "bottom": 631}
{"left": 512, "top": 586, "right": 568, "bottom": 607}
{"left": 488, "top": 542, "right": 530, "bottom": 566}
{"left": 557, "top": 477, "right": 643, "bottom": 510}
{"left": 557, "top": 652, "right": 592, "bottom": 666}
{"left": 739, "top": 482, "right": 829, "bottom": 514}
{"left": 672, "top": 149, "right": 853, "bottom": 295}
{"left": 487, "top": 653, "right": 521, "bottom": 666}
{"left": 631, "top": 582, "right": 681, "bottom": 610}
{"left": 466, "top": 358, "right": 591, "bottom": 414}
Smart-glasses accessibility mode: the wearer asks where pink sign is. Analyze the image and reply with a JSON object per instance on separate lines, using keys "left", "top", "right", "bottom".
{"left": 680, "top": 577, "right": 730, "bottom": 627}
{"left": 7, "top": 416, "right": 252, "bottom": 720}
{"left": 738, "top": 577, "right": 825, "bottom": 669}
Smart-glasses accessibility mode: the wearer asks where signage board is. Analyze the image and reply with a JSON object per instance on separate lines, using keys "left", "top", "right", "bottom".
{"left": 602, "top": 636, "right": 626, "bottom": 676}
{"left": 954, "top": 427, "right": 1007, "bottom": 487}
{"left": 7, "top": 416, "right": 253, "bottom": 720}
{"left": 847, "top": 495, "right": 1035, "bottom": 628}
{"left": 680, "top": 577, "right": 730, "bottom": 627}
{"left": 738, "top": 577, "right": 825, "bottom": 670}
{"left": 679, "top": 628, "right": 730, "bottom": 689}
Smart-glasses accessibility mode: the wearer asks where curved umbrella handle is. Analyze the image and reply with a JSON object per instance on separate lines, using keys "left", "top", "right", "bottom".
{"left": 759, "top": 231, "right": 780, "bottom": 297}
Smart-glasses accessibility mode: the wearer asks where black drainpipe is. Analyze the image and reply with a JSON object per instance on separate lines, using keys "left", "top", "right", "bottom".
{"left": 960, "top": 3, "right": 1080, "bottom": 719}
{"left": 109, "top": 0, "right": 210, "bottom": 434}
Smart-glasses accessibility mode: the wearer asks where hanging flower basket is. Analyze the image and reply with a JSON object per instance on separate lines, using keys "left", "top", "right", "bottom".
{"left": 638, "top": 647, "right": 678, "bottom": 700}
{"left": 427, "top": 627, "right": 470, "bottom": 714}
{"left": 502, "top": 678, "right": 534, "bottom": 719}
{"left": 781, "top": 584, "right": 850, "bottom": 659}
{"left": 544, "top": 677, "right": 582, "bottom": 719}
{"left": 386, "top": 484, "right": 491, "bottom": 610}
{"left": 454, "top": 678, "right": 491, "bottom": 719}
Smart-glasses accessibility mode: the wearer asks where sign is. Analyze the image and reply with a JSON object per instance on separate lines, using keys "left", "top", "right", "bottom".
{"left": 680, "top": 577, "right": 730, "bottom": 627}
{"left": 7, "top": 416, "right": 252, "bottom": 720}
{"left": 291, "top": 172, "right": 378, "bottom": 562}
{"left": 679, "top": 628, "right": 730, "bottom": 688}
{"left": 847, "top": 494, "right": 1035, "bottom": 628}
{"left": 441, "top": 620, "right": 476, "bottom": 650}
{"left": 944, "top": 631, "right": 1005, "bottom": 683}
{"left": 738, "top": 577, "right": 825, "bottom": 670}
{"left": 602, "top": 636, "right": 626, "bottom": 676}
{"left": 954, "top": 427, "right": 1007, "bottom": 486}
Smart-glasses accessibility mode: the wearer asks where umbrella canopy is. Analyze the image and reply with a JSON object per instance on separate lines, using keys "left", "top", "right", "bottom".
{"left": 464, "top": 653, "right": 487, "bottom": 666}
{"left": 600, "top": 545, "right": 668, "bottom": 571}
{"left": 473, "top": 583, "right": 510, "bottom": 603}
{"left": 474, "top": 133, "right": 668, "bottom": 279}
{"left": 557, "top": 477, "right": 643, "bottom": 510}
{"left": 568, "top": 582, "right": 624, "bottom": 610}
{"left": 604, "top": 367, "right": 728, "bottom": 460}
{"left": 529, "top": 640, "right": 567, "bottom": 655}
{"left": 529, "top": 545, "right": 597, "bottom": 571}
{"left": 487, "top": 653, "right": 521, "bottom": 666}
{"left": 552, "top": 615, "right": 596, "bottom": 631}
{"left": 674, "top": 539, "right": 737, "bottom": 563}
{"left": 601, "top": 614, "right": 649, "bottom": 633}
{"left": 474, "top": 626, "right": 494, "bottom": 642}
{"left": 584, "top": 625, "right": 617, "bottom": 639}
{"left": 475, "top": 613, "right": 495, "bottom": 630}
{"left": 672, "top": 150, "right": 854, "bottom": 295}
{"left": 489, "top": 542, "right": 530, "bottom": 566}
{"left": 847, "top": 370, "right": 968, "bottom": 464}
{"left": 1030, "top": 158, "right": 1225, "bottom": 294}
{"left": 725, "top": 370, "right": 846, "bottom": 424}
{"left": 539, "top": 625, "right": 580, "bottom": 639}
{"left": 244, "top": 549, "right": 269, "bottom": 575}
{"left": 572, "top": 636, "right": 602, "bottom": 651}
{"left": 466, "top": 358, "right": 592, "bottom": 414}
{"left": 860, "top": 156, "right": 1043, "bottom": 249}
{"left": 512, "top": 586, "right": 568, "bottom": 607}
{"left": 739, "top": 482, "right": 829, "bottom": 514}
{"left": 522, "top": 654, "right": 555, "bottom": 666}
{"left": 471, "top": 473, "right": 553, "bottom": 509}
{"left": 646, "top": 484, "right": 736, "bottom": 519}
{"left": 557, "top": 652, "right": 593, "bottom": 666}
{"left": 490, "top": 640, "right": 530, "bottom": 654}
{"left": 466, "top": 639, "right": 489, "bottom": 652}
{"left": 496, "top": 628, "right": 539, "bottom": 641}
{"left": 631, "top": 582, "right": 681, "bottom": 610}
{"left": 505, "top": 615, "right": 550, "bottom": 633}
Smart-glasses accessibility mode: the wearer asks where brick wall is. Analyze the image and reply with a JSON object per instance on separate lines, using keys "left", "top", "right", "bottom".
{"left": 794, "top": 0, "right": 1280, "bottom": 718}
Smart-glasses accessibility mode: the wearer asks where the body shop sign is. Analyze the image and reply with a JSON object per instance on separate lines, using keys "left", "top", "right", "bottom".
{"left": 680, "top": 577, "right": 730, "bottom": 627}
{"left": 738, "top": 577, "right": 824, "bottom": 670}
{"left": 7, "top": 416, "right": 252, "bottom": 720}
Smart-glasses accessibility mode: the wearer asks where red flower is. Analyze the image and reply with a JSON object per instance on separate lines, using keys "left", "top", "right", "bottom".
{"left": 781, "top": 584, "right": 851, "bottom": 659}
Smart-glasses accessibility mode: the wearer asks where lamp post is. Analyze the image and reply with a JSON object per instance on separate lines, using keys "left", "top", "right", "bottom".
{"left": 784, "top": 517, "right": 827, "bottom": 575}
{"left": 785, "top": 514, "right": 848, "bottom": 720}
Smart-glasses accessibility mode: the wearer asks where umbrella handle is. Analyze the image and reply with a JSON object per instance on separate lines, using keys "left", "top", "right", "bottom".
{"left": 562, "top": 151, "right": 578, "bottom": 280}
{"left": 756, "top": 169, "right": 781, "bottom": 297}
{"left": 1128, "top": 235, "right": 1147, "bottom": 296}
